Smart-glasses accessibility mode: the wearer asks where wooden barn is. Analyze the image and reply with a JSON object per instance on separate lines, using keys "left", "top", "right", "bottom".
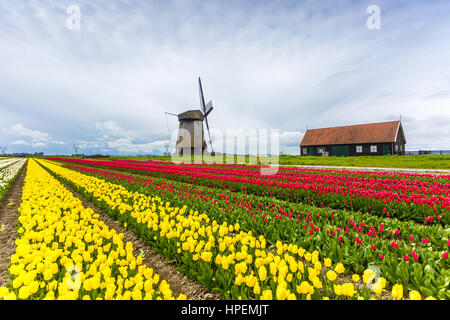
{"left": 300, "top": 120, "right": 406, "bottom": 156}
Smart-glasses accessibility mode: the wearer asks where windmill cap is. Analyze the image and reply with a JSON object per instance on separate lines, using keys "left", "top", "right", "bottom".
{"left": 178, "top": 110, "right": 204, "bottom": 121}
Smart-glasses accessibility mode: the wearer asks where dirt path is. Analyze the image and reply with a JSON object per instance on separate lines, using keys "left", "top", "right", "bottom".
{"left": 58, "top": 179, "right": 223, "bottom": 300}
{"left": 0, "top": 161, "right": 27, "bottom": 287}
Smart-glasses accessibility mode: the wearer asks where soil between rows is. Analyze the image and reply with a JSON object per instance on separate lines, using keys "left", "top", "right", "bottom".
{"left": 0, "top": 161, "right": 28, "bottom": 287}
{"left": 56, "top": 175, "right": 223, "bottom": 300}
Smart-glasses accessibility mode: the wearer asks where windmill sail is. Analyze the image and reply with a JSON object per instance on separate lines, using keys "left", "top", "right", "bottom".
{"left": 205, "top": 100, "right": 213, "bottom": 116}
{"left": 198, "top": 77, "right": 214, "bottom": 154}
{"left": 199, "top": 77, "right": 206, "bottom": 114}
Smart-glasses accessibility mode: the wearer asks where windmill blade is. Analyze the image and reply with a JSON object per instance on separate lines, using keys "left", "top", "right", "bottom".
{"left": 165, "top": 112, "right": 178, "bottom": 117}
{"left": 198, "top": 77, "right": 206, "bottom": 114}
{"left": 204, "top": 100, "right": 213, "bottom": 116}
{"left": 204, "top": 116, "right": 214, "bottom": 153}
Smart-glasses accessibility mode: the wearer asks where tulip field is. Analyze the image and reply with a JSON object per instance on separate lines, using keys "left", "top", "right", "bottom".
{"left": 0, "top": 157, "right": 448, "bottom": 300}
{"left": 0, "top": 158, "right": 26, "bottom": 201}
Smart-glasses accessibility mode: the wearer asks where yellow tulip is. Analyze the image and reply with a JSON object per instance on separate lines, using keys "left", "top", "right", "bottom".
{"left": 326, "top": 270, "right": 337, "bottom": 282}
{"left": 335, "top": 263, "right": 345, "bottom": 274}
{"left": 352, "top": 274, "right": 360, "bottom": 283}
{"left": 409, "top": 290, "right": 421, "bottom": 300}
{"left": 391, "top": 284, "right": 403, "bottom": 300}
{"left": 260, "top": 289, "right": 273, "bottom": 300}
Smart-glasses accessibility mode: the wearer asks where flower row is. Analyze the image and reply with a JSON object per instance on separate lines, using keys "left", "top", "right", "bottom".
{"left": 0, "top": 158, "right": 22, "bottom": 170}
{"left": 0, "top": 159, "right": 184, "bottom": 300}
{"left": 39, "top": 159, "right": 442, "bottom": 300}
{"left": 0, "top": 158, "right": 26, "bottom": 199}
{"left": 47, "top": 158, "right": 450, "bottom": 224}
{"left": 111, "top": 158, "right": 450, "bottom": 182}
{"left": 60, "top": 162, "right": 449, "bottom": 299}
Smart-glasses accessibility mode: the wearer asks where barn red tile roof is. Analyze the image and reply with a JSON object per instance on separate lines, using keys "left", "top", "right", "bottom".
{"left": 300, "top": 121, "right": 401, "bottom": 146}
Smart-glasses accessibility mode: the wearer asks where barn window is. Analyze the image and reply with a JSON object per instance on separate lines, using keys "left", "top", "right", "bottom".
{"left": 395, "top": 144, "right": 399, "bottom": 152}
{"left": 370, "top": 145, "right": 377, "bottom": 153}
{"left": 317, "top": 147, "right": 325, "bottom": 154}
{"left": 356, "top": 146, "right": 363, "bottom": 153}
{"left": 303, "top": 148, "right": 308, "bottom": 155}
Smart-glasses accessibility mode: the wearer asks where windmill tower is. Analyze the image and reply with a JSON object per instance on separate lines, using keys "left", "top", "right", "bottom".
{"left": 165, "top": 77, "right": 215, "bottom": 156}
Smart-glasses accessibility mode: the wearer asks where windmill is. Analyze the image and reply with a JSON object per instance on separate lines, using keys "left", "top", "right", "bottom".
{"left": 164, "top": 77, "right": 215, "bottom": 156}
{"left": 0, "top": 146, "right": 7, "bottom": 155}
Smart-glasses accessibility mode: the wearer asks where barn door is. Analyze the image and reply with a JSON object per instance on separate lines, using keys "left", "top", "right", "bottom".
{"left": 383, "top": 144, "right": 390, "bottom": 155}
{"left": 331, "top": 145, "right": 349, "bottom": 157}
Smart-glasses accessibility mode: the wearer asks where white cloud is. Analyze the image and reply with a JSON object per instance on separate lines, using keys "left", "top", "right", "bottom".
{"left": 76, "top": 121, "right": 167, "bottom": 154}
{"left": 10, "top": 140, "right": 30, "bottom": 146}
{"left": 3, "top": 124, "right": 65, "bottom": 149}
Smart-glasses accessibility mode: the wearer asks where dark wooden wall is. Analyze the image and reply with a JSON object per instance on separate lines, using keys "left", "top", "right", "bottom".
{"left": 301, "top": 142, "right": 406, "bottom": 156}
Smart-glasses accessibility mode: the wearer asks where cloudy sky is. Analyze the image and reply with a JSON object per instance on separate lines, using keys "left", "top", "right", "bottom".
{"left": 0, "top": 0, "right": 449, "bottom": 155}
